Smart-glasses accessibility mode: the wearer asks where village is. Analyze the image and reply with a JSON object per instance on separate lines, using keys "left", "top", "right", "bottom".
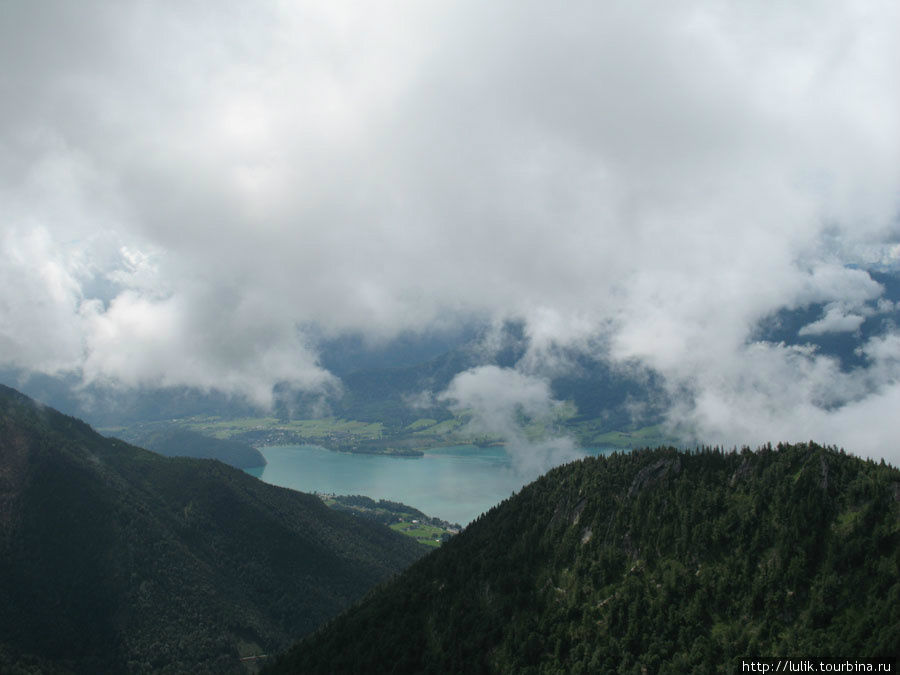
{"left": 316, "top": 493, "right": 461, "bottom": 548}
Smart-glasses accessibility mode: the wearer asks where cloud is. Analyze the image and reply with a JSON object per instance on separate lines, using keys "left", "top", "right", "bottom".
{"left": 799, "top": 304, "right": 867, "bottom": 336}
{"left": 78, "top": 290, "right": 335, "bottom": 407}
{"left": 1, "top": 1, "right": 899, "bottom": 461}
{"left": 439, "top": 366, "right": 583, "bottom": 477}
{"left": 0, "top": 226, "right": 85, "bottom": 374}
{"left": 439, "top": 366, "right": 560, "bottom": 426}
{"left": 667, "top": 330, "right": 900, "bottom": 457}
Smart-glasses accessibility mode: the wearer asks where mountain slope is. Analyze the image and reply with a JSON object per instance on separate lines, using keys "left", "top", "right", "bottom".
{"left": 267, "top": 443, "right": 900, "bottom": 674}
{"left": 116, "top": 426, "right": 266, "bottom": 469}
{"left": 0, "top": 384, "right": 425, "bottom": 674}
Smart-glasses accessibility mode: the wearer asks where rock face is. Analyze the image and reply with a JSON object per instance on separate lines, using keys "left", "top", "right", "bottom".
{"left": 267, "top": 445, "right": 900, "bottom": 674}
{"left": 0, "top": 384, "right": 424, "bottom": 674}
{"left": 626, "top": 456, "right": 682, "bottom": 497}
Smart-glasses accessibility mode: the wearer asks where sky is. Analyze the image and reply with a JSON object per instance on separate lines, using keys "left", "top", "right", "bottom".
{"left": 2, "top": 1, "right": 900, "bottom": 463}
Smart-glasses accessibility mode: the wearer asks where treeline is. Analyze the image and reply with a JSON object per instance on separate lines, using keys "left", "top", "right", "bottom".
{"left": 266, "top": 443, "right": 900, "bottom": 674}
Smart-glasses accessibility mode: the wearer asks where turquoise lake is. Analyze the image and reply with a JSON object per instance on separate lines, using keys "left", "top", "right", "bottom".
{"left": 245, "top": 444, "right": 616, "bottom": 525}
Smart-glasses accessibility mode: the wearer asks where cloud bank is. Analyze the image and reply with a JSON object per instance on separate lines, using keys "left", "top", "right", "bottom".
{"left": 2, "top": 1, "right": 899, "bottom": 459}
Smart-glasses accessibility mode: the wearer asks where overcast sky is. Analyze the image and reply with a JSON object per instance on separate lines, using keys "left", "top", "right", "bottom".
{"left": 2, "top": 1, "right": 899, "bottom": 462}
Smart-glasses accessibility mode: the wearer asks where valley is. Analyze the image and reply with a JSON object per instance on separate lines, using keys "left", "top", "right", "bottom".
{"left": 4, "top": 6, "right": 899, "bottom": 672}
{"left": 244, "top": 443, "right": 544, "bottom": 526}
{"left": 2, "top": 277, "right": 898, "bottom": 672}
{"left": 103, "top": 410, "right": 675, "bottom": 458}
{"left": 1, "top": 385, "right": 897, "bottom": 673}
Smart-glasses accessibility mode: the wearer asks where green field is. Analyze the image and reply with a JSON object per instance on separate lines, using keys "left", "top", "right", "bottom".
{"left": 410, "top": 415, "right": 468, "bottom": 436}
{"left": 180, "top": 416, "right": 384, "bottom": 439}
{"left": 389, "top": 522, "right": 448, "bottom": 548}
{"left": 319, "top": 495, "right": 458, "bottom": 547}
{"left": 105, "top": 411, "right": 679, "bottom": 458}
{"left": 575, "top": 423, "right": 677, "bottom": 448}
{"left": 405, "top": 418, "right": 439, "bottom": 431}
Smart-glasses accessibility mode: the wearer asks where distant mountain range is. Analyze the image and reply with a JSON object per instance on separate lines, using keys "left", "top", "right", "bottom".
{"left": 0, "top": 385, "right": 424, "bottom": 674}
{"left": 2, "top": 267, "right": 898, "bottom": 449}
{"left": 266, "top": 443, "right": 900, "bottom": 673}
{"left": 0, "top": 320, "right": 673, "bottom": 449}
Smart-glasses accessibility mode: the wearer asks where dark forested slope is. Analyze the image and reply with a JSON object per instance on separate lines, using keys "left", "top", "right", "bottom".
{"left": 117, "top": 426, "right": 266, "bottom": 469}
{"left": 0, "top": 384, "right": 424, "bottom": 674}
{"left": 268, "top": 443, "right": 900, "bottom": 674}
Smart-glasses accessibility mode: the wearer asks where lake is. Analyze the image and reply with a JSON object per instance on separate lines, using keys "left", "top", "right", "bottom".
{"left": 245, "top": 444, "right": 617, "bottom": 525}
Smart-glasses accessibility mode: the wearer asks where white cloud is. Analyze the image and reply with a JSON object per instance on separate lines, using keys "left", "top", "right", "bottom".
{"left": 439, "top": 366, "right": 560, "bottom": 425}
{"left": 1, "top": 0, "right": 899, "bottom": 461}
{"left": 79, "top": 289, "right": 336, "bottom": 408}
{"left": 860, "top": 332, "right": 900, "bottom": 365}
{"left": 799, "top": 304, "right": 867, "bottom": 336}
{"left": 439, "top": 366, "right": 583, "bottom": 477}
{"left": 0, "top": 226, "right": 84, "bottom": 373}
{"left": 668, "top": 331, "right": 900, "bottom": 461}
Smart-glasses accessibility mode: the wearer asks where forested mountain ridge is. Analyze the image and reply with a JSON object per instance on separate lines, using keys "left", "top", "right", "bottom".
{"left": 115, "top": 426, "right": 266, "bottom": 469}
{"left": 267, "top": 443, "right": 900, "bottom": 674}
{"left": 0, "top": 384, "right": 425, "bottom": 674}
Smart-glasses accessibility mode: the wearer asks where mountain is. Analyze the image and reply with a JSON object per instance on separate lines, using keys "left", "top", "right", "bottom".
{"left": 266, "top": 443, "right": 900, "bottom": 674}
{"left": 0, "top": 369, "right": 264, "bottom": 427}
{"left": 293, "top": 322, "right": 670, "bottom": 439}
{"left": 0, "top": 384, "right": 425, "bottom": 674}
{"left": 0, "top": 320, "right": 670, "bottom": 439}
{"left": 115, "top": 427, "right": 266, "bottom": 470}
{"left": 314, "top": 325, "right": 482, "bottom": 377}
